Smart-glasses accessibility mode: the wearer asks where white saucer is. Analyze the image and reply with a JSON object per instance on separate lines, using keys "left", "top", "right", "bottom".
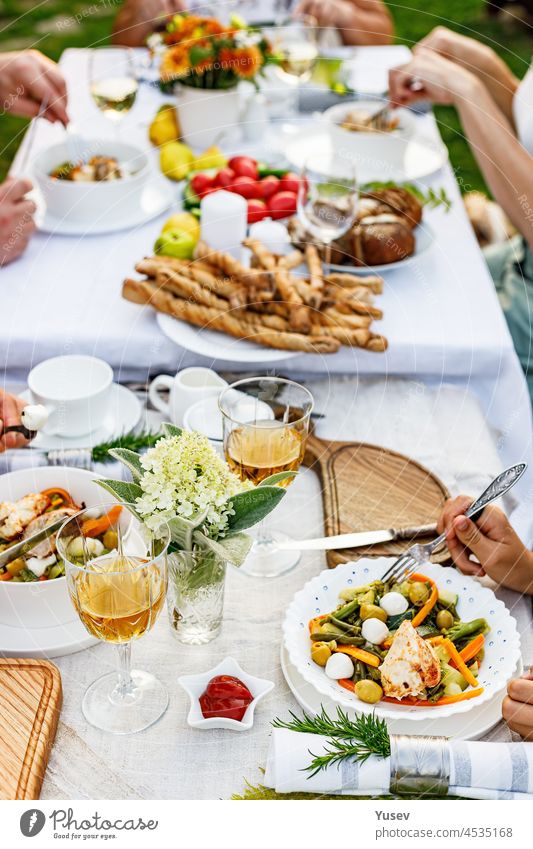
{"left": 35, "top": 179, "right": 173, "bottom": 236}
{"left": 21, "top": 383, "right": 141, "bottom": 450}
{"left": 0, "top": 617, "right": 97, "bottom": 659}
{"left": 280, "top": 645, "right": 520, "bottom": 741}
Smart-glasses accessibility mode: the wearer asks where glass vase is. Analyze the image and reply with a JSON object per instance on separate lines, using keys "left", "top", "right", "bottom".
{"left": 166, "top": 549, "right": 226, "bottom": 645}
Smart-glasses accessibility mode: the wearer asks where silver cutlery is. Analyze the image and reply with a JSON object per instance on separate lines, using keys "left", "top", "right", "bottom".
{"left": 275, "top": 523, "right": 438, "bottom": 551}
{"left": 380, "top": 463, "right": 527, "bottom": 583}
{"left": 0, "top": 515, "right": 68, "bottom": 570}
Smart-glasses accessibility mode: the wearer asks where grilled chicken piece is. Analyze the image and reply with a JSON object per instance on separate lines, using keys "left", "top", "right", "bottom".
{"left": 379, "top": 620, "right": 441, "bottom": 700}
{"left": 22, "top": 507, "right": 78, "bottom": 557}
{"left": 0, "top": 493, "right": 50, "bottom": 541}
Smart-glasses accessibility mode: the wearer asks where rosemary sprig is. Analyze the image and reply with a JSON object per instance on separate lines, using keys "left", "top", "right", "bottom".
{"left": 361, "top": 180, "right": 452, "bottom": 212}
{"left": 91, "top": 430, "right": 161, "bottom": 464}
{"left": 272, "top": 707, "right": 391, "bottom": 777}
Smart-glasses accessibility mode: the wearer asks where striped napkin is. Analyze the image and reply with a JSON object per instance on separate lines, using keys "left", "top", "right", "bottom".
{"left": 265, "top": 728, "right": 533, "bottom": 799}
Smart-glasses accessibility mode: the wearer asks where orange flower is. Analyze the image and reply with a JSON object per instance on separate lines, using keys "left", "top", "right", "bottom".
{"left": 160, "top": 45, "right": 190, "bottom": 81}
{"left": 231, "top": 46, "right": 262, "bottom": 78}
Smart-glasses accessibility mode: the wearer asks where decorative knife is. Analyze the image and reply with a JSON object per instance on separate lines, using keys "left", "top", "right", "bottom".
{"left": 276, "top": 523, "right": 438, "bottom": 551}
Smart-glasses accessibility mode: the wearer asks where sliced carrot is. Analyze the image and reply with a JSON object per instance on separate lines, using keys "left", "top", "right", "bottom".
{"left": 81, "top": 505, "right": 122, "bottom": 538}
{"left": 38, "top": 575, "right": 48, "bottom": 582}
{"left": 308, "top": 614, "right": 328, "bottom": 634}
{"left": 428, "top": 635, "right": 445, "bottom": 646}
{"left": 338, "top": 678, "right": 355, "bottom": 693}
{"left": 410, "top": 573, "right": 438, "bottom": 628}
{"left": 334, "top": 646, "right": 381, "bottom": 668}
{"left": 442, "top": 638, "right": 479, "bottom": 688}
{"left": 0, "top": 572, "right": 13, "bottom": 581}
{"left": 384, "top": 687, "right": 484, "bottom": 707}
{"left": 41, "top": 487, "right": 78, "bottom": 508}
{"left": 454, "top": 634, "right": 485, "bottom": 666}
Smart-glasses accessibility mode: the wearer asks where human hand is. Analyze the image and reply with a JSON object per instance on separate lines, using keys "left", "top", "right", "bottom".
{"left": 437, "top": 496, "right": 533, "bottom": 592}
{"left": 415, "top": 26, "right": 478, "bottom": 63}
{"left": 113, "top": 0, "right": 188, "bottom": 47}
{"left": 503, "top": 667, "right": 533, "bottom": 740}
{"left": 389, "top": 50, "right": 478, "bottom": 107}
{"left": 0, "top": 178, "right": 37, "bottom": 267}
{"left": 0, "top": 391, "right": 28, "bottom": 453}
{"left": 0, "top": 50, "right": 68, "bottom": 125}
{"left": 296, "top": 0, "right": 354, "bottom": 30}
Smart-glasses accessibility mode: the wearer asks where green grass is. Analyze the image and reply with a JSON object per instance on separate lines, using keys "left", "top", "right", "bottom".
{"left": 0, "top": 0, "right": 531, "bottom": 190}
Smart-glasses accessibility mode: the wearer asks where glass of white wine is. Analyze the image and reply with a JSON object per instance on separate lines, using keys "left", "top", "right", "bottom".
{"left": 89, "top": 48, "right": 139, "bottom": 133}
{"left": 219, "top": 377, "right": 313, "bottom": 578}
{"left": 298, "top": 152, "right": 359, "bottom": 266}
{"left": 274, "top": 13, "right": 318, "bottom": 88}
{"left": 57, "top": 504, "right": 170, "bottom": 734}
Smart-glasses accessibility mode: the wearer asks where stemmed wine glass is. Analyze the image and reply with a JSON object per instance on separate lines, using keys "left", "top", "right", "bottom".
{"left": 57, "top": 504, "right": 170, "bottom": 734}
{"left": 298, "top": 152, "right": 359, "bottom": 266}
{"left": 274, "top": 13, "right": 318, "bottom": 89}
{"left": 88, "top": 48, "right": 139, "bottom": 135}
{"left": 219, "top": 377, "right": 313, "bottom": 578}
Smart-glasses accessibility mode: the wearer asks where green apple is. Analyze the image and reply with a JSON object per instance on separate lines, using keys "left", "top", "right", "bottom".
{"left": 154, "top": 227, "right": 195, "bottom": 260}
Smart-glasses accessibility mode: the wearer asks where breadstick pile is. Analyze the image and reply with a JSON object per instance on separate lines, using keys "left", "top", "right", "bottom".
{"left": 122, "top": 239, "right": 388, "bottom": 354}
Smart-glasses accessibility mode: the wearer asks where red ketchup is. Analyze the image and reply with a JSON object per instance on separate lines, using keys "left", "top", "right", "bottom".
{"left": 199, "top": 675, "right": 253, "bottom": 721}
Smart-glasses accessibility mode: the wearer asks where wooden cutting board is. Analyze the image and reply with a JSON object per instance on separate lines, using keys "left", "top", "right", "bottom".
{"left": 0, "top": 658, "right": 62, "bottom": 800}
{"left": 304, "top": 434, "right": 450, "bottom": 568}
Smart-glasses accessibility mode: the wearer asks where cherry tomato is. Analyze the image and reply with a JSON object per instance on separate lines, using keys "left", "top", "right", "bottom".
{"left": 259, "top": 175, "right": 280, "bottom": 199}
{"left": 279, "top": 171, "right": 300, "bottom": 195}
{"left": 247, "top": 199, "right": 267, "bottom": 223}
{"left": 206, "top": 675, "right": 253, "bottom": 701}
{"left": 231, "top": 175, "right": 261, "bottom": 199}
{"left": 199, "top": 675, "right": 254, "bottom": 721}
{"left": 267, "top": 190, "right": 298, "bottom": 219}
{"left": 228, "top": 156, "right": 258, "bottom": 180}
{"left": 191, "top": 172, "right": 214, "bottom": 197}
{"left": 214, "top": 167, "right": 236, "bottom": 188}
{"left": 199, "top": 694, "right": 251, "bottom": 721}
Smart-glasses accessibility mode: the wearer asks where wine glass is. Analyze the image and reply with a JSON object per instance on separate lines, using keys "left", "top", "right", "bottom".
{"left": 88, "top": 48, "right": 139, "bottom": 133}
{"left": 57, "top": 504, "right": 170, "bottom": 734}
{"left": 298, "top": 152, "right": 359, "bottom": 266}
{"left": 274, "top": 13, "right": 318, "bottom": 87}
{"left": 219, "top": 377, "right": 313, "bottom": 578}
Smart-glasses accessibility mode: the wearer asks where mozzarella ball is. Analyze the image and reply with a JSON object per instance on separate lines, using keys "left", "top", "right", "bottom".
{"left": 20, "top": 404, "right": 49, "bottom": 431}
{"left": 380, "top": 591, "right": 409, "bottom": 617}
{"left": 362, "top": 618, "right": 389, "bottom": 645}
{"left": 325, "top": 652, "right": 354, "bottom": 680}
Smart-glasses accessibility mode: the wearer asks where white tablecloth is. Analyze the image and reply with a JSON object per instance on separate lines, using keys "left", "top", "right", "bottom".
{"left": 2, "top": 47, "right": 533, "bottom": 531}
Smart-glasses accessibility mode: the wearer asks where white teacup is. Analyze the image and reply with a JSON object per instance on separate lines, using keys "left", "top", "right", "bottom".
{"left": 28, "top": 355, "right": 113, "bottom": 437}
{"left": 149, "top": 367, "right": 227, "bottom": 426}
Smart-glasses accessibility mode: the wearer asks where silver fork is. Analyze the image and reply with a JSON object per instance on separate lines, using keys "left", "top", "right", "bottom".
{"left": 380, "top": 463, "right": 527, "bottom": 583}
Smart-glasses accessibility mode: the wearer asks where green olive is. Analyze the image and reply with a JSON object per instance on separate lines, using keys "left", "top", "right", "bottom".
{"left": 5, "top": 557, "right": 26, "bottom": 576}
{"left": 355, "top": 679, "right": 383, "bottom": 704}
{"left": 408, "top": 581, "right": 430, "bottom": 607}
{"left": 360, "top": 603, "right": 388, "bottom": 623}
{"left": 103, "top": 529, "right": 119, "bottom": 550}
{"left": 436, "top": 609, "right": 454, "bottom": 631}
{"left": 311, "top": 642, "right": 332, "bottom": 667}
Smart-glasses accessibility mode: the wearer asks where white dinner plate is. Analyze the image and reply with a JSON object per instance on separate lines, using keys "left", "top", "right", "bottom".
{"left": 0, "top": 617, "right": 97, "bottom": 659}
{"left": 157, "top": 313, "right": 299, "bottom": 364}
{"left": 34, "top": 179, "right": 174, "bottom": 236}
{"left": 280, "top": 645, "right": 522, "bottom": 741}
{"left": 20, "top": 383, "right": 141, "bottom": 450}
{"left": 283, "top": 127, "right": 448, "bottom": 183}
{"left": 328, "top": 221, "right": 435, "bottom": 275}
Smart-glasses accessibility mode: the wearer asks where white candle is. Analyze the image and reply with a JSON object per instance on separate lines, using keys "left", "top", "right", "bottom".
{"left": 200, "top": 190, "right": 247, "bottom": 260}
{"left": 248, "top": 219, "right": 291, "bottom": 254}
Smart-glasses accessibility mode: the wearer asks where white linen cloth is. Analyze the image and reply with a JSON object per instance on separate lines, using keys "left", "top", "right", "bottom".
{"left": 265, "top": 728, "right": 533, "bottom": 799}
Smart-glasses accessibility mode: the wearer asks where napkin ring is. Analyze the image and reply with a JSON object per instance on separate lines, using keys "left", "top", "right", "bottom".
{"left": 389, "top": 734, "right": 450, "bottom": 797}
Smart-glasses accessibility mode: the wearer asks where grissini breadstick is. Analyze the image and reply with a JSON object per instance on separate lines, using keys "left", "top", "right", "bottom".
{"left": 366, "top": 335, "right": 388, "bottom": 352}
{"left": 146, "top": 260, "right": 238, "bottom": 300}
{"left": 304, "top": 244, "right": 324, "bottom": 308}
{"left": 123, "top": 278, "right": 340, "bottom": 353}
{"left": 277, "top": 249, "right": 304, "bottom": 270}
{"left": 326, "top": 272, "right": 383, "bottom": 294}
{"left": 195, "top": 240, "right": 251, "bottom": 280}
{"left": 243, "top": 238, "right": 277, "bottom": 270}
{"left": 322, "top": 307, "right": 372, "bottom": 330}
{"left": 274, "top": 267, "right": 312, "bottom": 334}
{"left": 332, "top": 299, "right": 383, "bottom": 320}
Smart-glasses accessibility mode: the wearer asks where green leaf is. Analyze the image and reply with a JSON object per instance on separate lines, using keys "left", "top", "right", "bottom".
{"left": 224, "top": 486, "right": 286, "bottom": 532}
{"left": 94, "top": 479, "right": 143, "bottom": 509}
{"left": 258, "top": 471, "right": 297, "bottom": 487}
{"left": 193, "top": 529, "right": 253, "bottom": 567}
{"left": 108, "top": 448, "right": 144, "bottom": 483}
{"left": 162, "top": 422, "right": 183, "bottom": 438}
{"left": 168, "top": 516, "right": 197, "bottom": 550}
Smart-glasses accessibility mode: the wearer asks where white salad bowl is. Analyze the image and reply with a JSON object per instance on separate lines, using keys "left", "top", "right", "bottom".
{"left": 178, "top": 656, "right": 274, "bottom": 731}
{"left": 283, "top": 558, "right": 521, "bottom": 722}
{"left": 32, "top": 138, "right": 149, "bottom": 224}
{"left": 0, "top": 466, "right": 110, "bottom": 629}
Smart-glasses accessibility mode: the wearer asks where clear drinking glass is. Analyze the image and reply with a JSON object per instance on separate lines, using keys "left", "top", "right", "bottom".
{"left": 219, "top": 377, "right": 313, "bottom": 578}
{"left": 274, "top": 13, "right": 318, "bottom": 85}
{"left": 89, "top": 48, "right": 139, "bottom": 132}
{"left": 57, "top": 504, "right": 170, "bottom": 734}
{"left": 298, "top": 153, "right": 358, "bottom": 266}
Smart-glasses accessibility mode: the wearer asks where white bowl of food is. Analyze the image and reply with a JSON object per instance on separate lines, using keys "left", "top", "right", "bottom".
{"left": 0, "top": 466, "right": 125, "bottom": 629}
{"left": 32, "top": 138, "right": 149, "bottom": 223}
{"left": 283, "top": 559, "right": 521, "bottom": 722}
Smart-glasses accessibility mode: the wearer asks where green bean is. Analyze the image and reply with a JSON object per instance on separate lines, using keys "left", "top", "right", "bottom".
{"left": 352, "top": 660, "right": 367, "bottom": 683}
{"left": 327, "top": 615, "right": 361, "bottom": 634}
{"left": 333, "top": 598, "right": 361, "bottom": 621}
{"left": 311, "top": 632, "right": 365, "bottom": 645}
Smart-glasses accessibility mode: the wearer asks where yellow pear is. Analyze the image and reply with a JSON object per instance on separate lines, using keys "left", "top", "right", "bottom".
{"left": 160, "top": 141, "right": 194, "bottom": 181}
{"left": 193, "top": 145, "right": 227, "bottom": 171}
{"left": 161, "top": 212, "right": 200, "bottom": 243}
{"left": 149, "top": 104, "right": 180, "bottom": 146}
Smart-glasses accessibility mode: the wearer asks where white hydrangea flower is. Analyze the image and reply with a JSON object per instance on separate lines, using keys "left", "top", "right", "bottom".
{"left": 135, "top": 432, "right": 252, "bottom": 539}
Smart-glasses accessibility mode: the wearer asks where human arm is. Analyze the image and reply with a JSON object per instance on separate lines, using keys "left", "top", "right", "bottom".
{"left": 0, "top": 178, "right": 36, "bottom": 267}
{"left": 437, "top": 496, "right": 533, "bottom": 595}
{"left": 112, "top": 0, "right": 188, "bottom": 48}
{"left": 0, "top": 391, "right": 29, "bottom": 452}
{"left": 296, "top": 0, "right": 393, "bottom": 46}
{"left": 0, "top": 50, "right": 68, "bottom": 125}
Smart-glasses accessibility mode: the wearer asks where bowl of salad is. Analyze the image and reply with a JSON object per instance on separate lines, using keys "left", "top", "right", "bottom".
{"left": 283, "top": 558, "right": 521, "bottom": 721}
{"left": 32, "top": 138, "right": 149, "bottom": 223}
{"left": 0, "top": 466, "right": 126, "bottom": 629}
